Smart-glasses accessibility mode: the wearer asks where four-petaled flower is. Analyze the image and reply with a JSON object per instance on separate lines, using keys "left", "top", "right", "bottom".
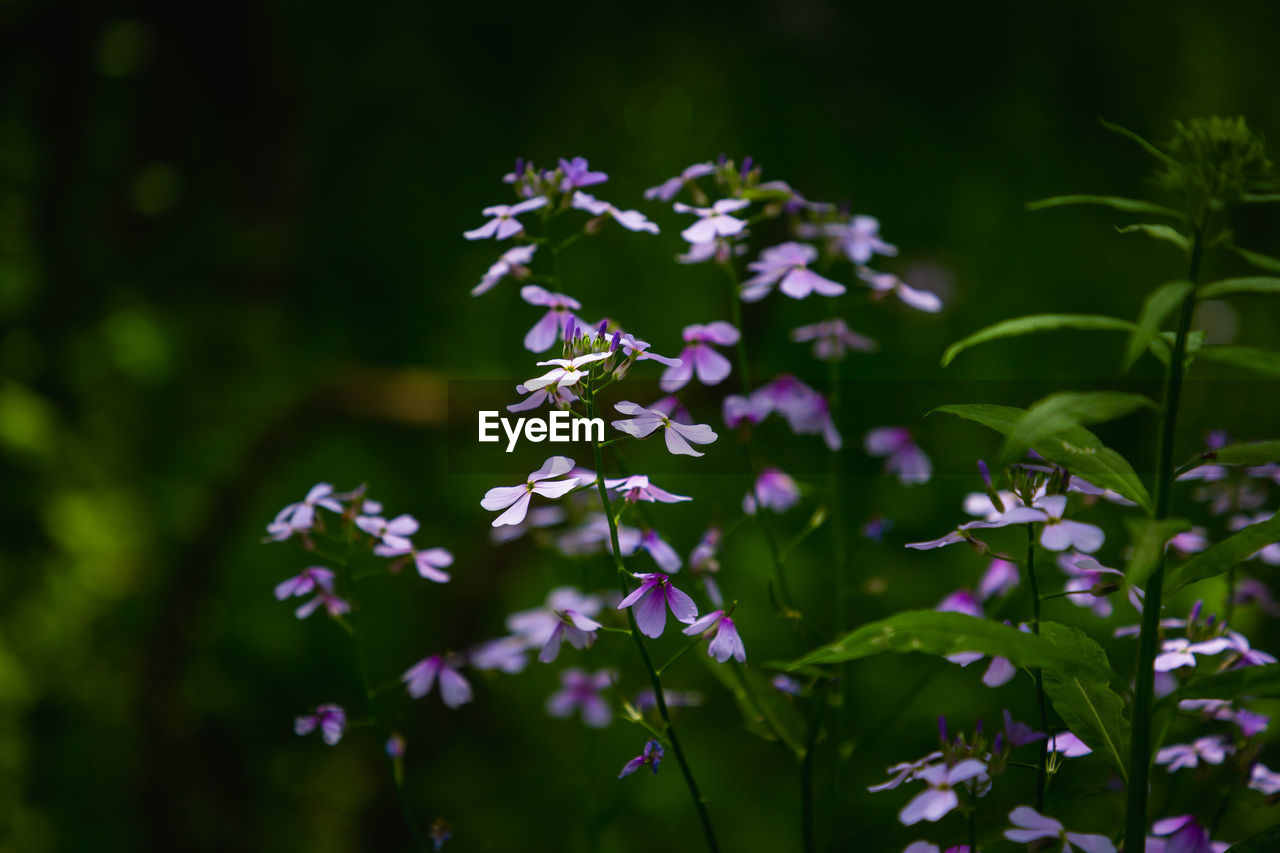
{"left": 1004, "top": 806, "right": 1116, "bottom": 853}
{"left": 473, "top": 245, "right": 537, "bottom": 296}
{"left": 683, "top": 609, "right": 746, "bottom": 662}
{"left": 791, "top": 319, "right": 876, "bottom": 361}
{"left": 1155, "top": 735, "right": 1232, "bottom": 772}
{"left": 674, "top": 199, "right": 751, "bottom": 243}
{"left": 617, "top": 572, "right": 698, "bottom": 638}
{"left": 268, "top": 482, "right": 345, "bottom": 540}
{"left": 521, "top": 285, "right": 583, "bottom": 352}
{"left": 481, "top": 456, "right": 581, "bottom": 527}
{"left": 743, "top": 467, "right": 801, "bottom": 515}
{"left": 546, "top": 668, "right": 613, "bottom": 727}
{"left": 402, "top": 654, "right": 473, "bottom": 708}
{"left": 660, "top": 322, "right": 740, "bottom": 392}
{"left": 295, "top": 704, "right": 346, "bottom": 745}
{"left": 898, "top": 759, "right": 988, "bottom": 825}
{"left": 741, "top": 242, "right": 845, "bottom": 302}
{"left": 572, "top": 192, "right": 659, "bottom": 234}
{"left": 645, "top": 162, "right": 715, "bottom": 202}
{"left": 823, "top": 215, "right": 897, "bottom": 263}
{"left": 524, "top": 352, "right": 612, "bottom": 394}
{"left": 275, "top": 566, "right": 350, "bottom": 619}
{"left": 604, "top": 474, "right": 692, "bottom": 504}
{"left": 463, "top": 196, "right": 548, "bottom": 240}
{"left": 618, "top": 739, "right": 664, "bottom": 778}
{"left": 611, "top": 401, "right": 718, "bottom": 457}
{"left": 558, "top": 157, "right": 608, "bottom": 192}
{"left": 865, "top": 427, "right": 932, "bottom": 485}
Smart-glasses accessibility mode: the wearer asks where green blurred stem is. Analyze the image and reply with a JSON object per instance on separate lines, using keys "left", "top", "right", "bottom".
{"left": 657, "top": 636, "right": 703, "bottom": 677}
{"left": 587, "top": 381, "right": 721, "bottom": 853}
{"left": 1125, "top": 221, "right": 1205, "bottom": 850}
{"left": 1025, "top": 526, "right": 1048, "bottom": 811}
{"left": 968, "top": 806, "right": 978, "bottom": 853}
{"left": 801, "top": 680, "right": 828, "bottom": 853}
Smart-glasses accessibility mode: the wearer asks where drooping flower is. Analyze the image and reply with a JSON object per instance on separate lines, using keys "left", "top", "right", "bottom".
{"left": 740, "top": 242, "right": 845, "bottom": 302}
{"left": 571, "top": 191, "right": 659, "bottom": 234}
{"left": 898, "top": 759, "right": 988, "bottom": 825}
{"left": 546, "top": 668, "right": 614, "bottom": 728}
{"left": 1003, "top": 806, "right": 1116, "bottom": 853}
{"left": 645, "top": 162, "right": 715, "bottom": 202}
{"left": 618, "top": 739, "right": 664, "bottom": 778}
{"left": 617, "top": 573, "right": 698, "bottom": 638}
{"left": 520, "top": 285, "right": 583, "bottom": 352}
{"left": 674, "top": 198, "right": 751, "bottom": 243}
{"left": 683, "top": 609, "right": 746, "bottom": 662}
{"left": 523, "top": 352, "right": 612, "bottom": 393}
{"left": 1146, "top": 815, "right": 1227, "bottom": 853}
{"left": 267, "top": 482, "right": 346, "bottom": 540}
{"left": 659, "top": 322, "right": 740, "bottom": 392}
{"left": 1154, "top": 735, "right": 1233, "bottom": 771}
{"left": 611, "top": 401, "right": 718, "bottom": 457}
{"left": 603, "top": 474, "right": 692, "bottom": 504}
{"left": 790, "top": 319, "right": 876, "bottom": 361}
{"left": 558, "top": 157, "right": 608, "bottom": 192}
{"left": 295, "top": 704, "right": 346, "bottom": 745}
{"left": 472, "top": 245, "right": 537, "bottom": 296}
{"left": 638, "top": 529, "right": 683, "bottom": 572}
{"left": 865, "top": 427, "right": 932, "bottom": 485}
{"left": 462, "top": 196, "right": 548, "bottom": 240}
{"left": 858, "top": 268, "right": 943, "bottom": 312}
{"left": 402, "top": 655, "right": 473, "bottom": 708}
{"left": 743, "top": 467, "right": 801, "bottom": 515}
{"left": 481, "top": 456, "right": 580, "bottom": 528}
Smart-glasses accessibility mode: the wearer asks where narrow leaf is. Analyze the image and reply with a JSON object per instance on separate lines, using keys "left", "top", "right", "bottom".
{"left": 1123, "top": 281, "right": 1193, "bottom": 370}
{"left": 1200, "top": 439, "right": 1280, "bottom": 467}
{"left": 1027, "top": 194, "right": 1186, "bottom": 221}
{"left": 1196, "top": 345, "right": 1280, "bottom": 377}
{"left": 942, "top": 315, "right": 1138, "bottom": 367}
{"left": 1166, "top": 513, "right": 1280, "bottom": 594}
{"left": 1228, "top": 244, "right": 1280, "bottom": 274}
{"left": 1040, "top": 623, "right": 1131, "bottom": 784}
{"left": 1125, "top": 517, "right": 1191, "bottom": 587}
{"left": 1099, "top": 118, "right": 1174, "bottom": 165}
{"left": 999, "top": 391, "right": 1157, "bottom": 466}
{"left": 933, "top": 403, "right": 1153, "bottom": 513}
{"left": 1242, "top": 193, "right": 1280, "bottom": 204}
{"left": 1159, "top": 663, "right": 1280, "bottom": 708}
{"left": 1225, "top": 825, "right": 1280, "bottom": 852}
{"left": 1116, "top": 223, "right": 1191, "bottom": 252}
{"left": 1197, "top": 277, "right": 1280, "bottom": 299}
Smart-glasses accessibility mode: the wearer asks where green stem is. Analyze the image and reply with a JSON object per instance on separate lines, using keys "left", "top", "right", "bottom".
{"left": 801, "top": 680, "right": 828, "bottom": 853}
{"left": 1025, "top": 526, "right": 1048, "bottom": 812}
{"left": 657, "top": 637, "right": 703, "bottom": 677}
{"left": 968, "top": 804, "right": 978, "bottom": 853}
{"left": 587, "top": 383, "right": 720, "bottom": 853}
{"left": 1125, "top": 221, "right": 1206, "bottom": 849}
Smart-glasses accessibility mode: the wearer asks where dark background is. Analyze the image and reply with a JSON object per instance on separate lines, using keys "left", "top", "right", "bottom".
{"left": 3, "top": 1, "right": 1279, "bottom": 850}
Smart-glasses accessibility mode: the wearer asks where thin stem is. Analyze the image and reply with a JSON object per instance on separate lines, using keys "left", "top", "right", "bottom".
{"left": 657, "top": 637, "right": 703, "bottom": 677}
{"left": 801, "top": 680, "right": 828, "bottom": 853}
{"left": 968, "top": 804, "right": 978, "bottom": 853}
{"left": 1125, "top": 221, "right": 1206, "bottom": 850}
{"left": 1025, "top": 526, "right": 1048, "bottom": 811}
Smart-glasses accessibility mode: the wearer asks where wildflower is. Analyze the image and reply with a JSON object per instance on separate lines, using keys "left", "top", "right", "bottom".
{"left": 1249, "top": 762, "right": 1280, "bottom": 795}
{"left": 790, "top": 318, "right": 876, "bottom": 361}
{"left": 402, "top": 655, "right": 473, "bottom": 708}
{"left": 1169, "top": 526, "right": 1210, "bottom": 555}
{"left": 1154, "top": 735, "right": 1232, "bottom": 771}
{"left": 659, "top": 322, "right": 740, "bottom": 392}
{"left": 674, "top": 198, "right": 751, "bottom": 243}
{"left": 472, "top": 245, "right": 537, "bottom": 296}
{"left": 740, "top": 242, "right": 845, "bottom": 302}
{"left": 462, "top": 196, "right": 547, "bottom": 240}
{"left": 1035, "top": 495, "right": 1104, "bottom": 553}
{"left": 481, "top": 456, "right": 580, "bottom": 528}
{"left": 772, "top": 674, "right": 804, "bottom": 696}
{"left": 507, "top": 382, "right": 578, "bottom": 414}
{"left": 614, "top": 332, "right": 683, "bottom": 367}
{"left": 868, "top": 750, "right": 944, "bottom": 792}
{"left": 618, "top": 739, "right": 664, "bottom": 778}
{"left": 863, "top": 514, "right": 893, "bottom": 542}
{"left": 546, "top": 668, "right": 614, "bottom": 727}
{"left": 824, "top": 215, "right": 897, "bottom": 263}
{"left": 275, "top": 567, "right": 351, "bottom": 619}
{"left": 1058, "top": 555, "right": 1126, "bottom": 618}
{"left": 467, "top": 636, "right": 532, "bottom": 674}
{"left": 1154, "top": 635, "right": 1237, "bottom": 672}
{"left": 523, "top": 352, "right": 612, "bottom": 393}
{"left": 370, "top": 537, "right": 454, "bottom": 582}
{"left": 865, "top": 427, "right": 932, "bottom": 485}
{"left": 1004, "top": 806, "right": 1116, "bottom": 853}
{"left": 859, "top": 268, "right": 943, "bottom": 312}
{"left": 558, "top": 156, "right": 607, "bottom": 191}
{"left": 617, "top": 572, "right": 698, "bottom": 638}
{"left": 683, "top": 609, "right": 746, "bottom": 662}
{"left": 898, "top": 759, "right": 988, "bottom": 825}
{"left": 743, "top": 467, "right": 801, "bottom": 514}
{"left": 638, "top": 529, "right": 683, "bottom": 572}
{"left": 355, "top": 512, "right": 419, "bottom": 550}
{"left": 295, "top": 704, "right": 346, "bottom": 745}
{"left": 520, "top": 285, "right": 583, "bottom": 352}
{"left": 677, "top": 236, "right": 746, "bottom": 264}
{"left": 751, "top": 375, "right": 842, "bottom": 450}
{"left": 645, "top": 162, "right": 715, "bottom": 202}
{"left": 571, "top": 191, "right": 658, "bottom": 234}
{"left": 689, "top": 526, "right": 723, "bottom": 605}
{"left": 1233, "top": 577, "right": 1280, "bottom": 616}
{"left": 386, "top": 732, "right": 406, "bottom": 759}
{"left": 978, "top": 558, "right": 1020, "bottom": 600}
{"left": 1047, "top": 732, "right": 1093, "bottom": 757}
{"left": 1002, "top": 709, "right": 1046, "bottom": 747}
{"left": 267, "top": 482, "right": 345, "bottom": 539}
{"left": 1146, "top": 815, "right": 1226, "bottom": 853}
{"left": 611, "top": 401, "right": 718, "bottom": 457}
{"left": 603, "top": 474, "right": 692, "bottom": 504}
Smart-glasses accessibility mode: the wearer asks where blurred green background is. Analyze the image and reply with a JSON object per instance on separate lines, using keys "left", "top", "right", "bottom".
{"left": 3, "top": 1, "right": 1279, "bottom": 850}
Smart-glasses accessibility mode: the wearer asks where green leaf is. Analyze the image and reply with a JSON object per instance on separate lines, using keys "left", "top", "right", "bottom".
{"left": 933, "top": 403, "right": 1153, "bottom": 513}
{"left": 941, "top": 315, "right": 1138, "bottom": 367}
{"left": 785, "top": 610, "right": 1113, "bottom": 679}
{"left": 1027, "top": 194, "right": 1186, "bottom": 222}
{"left": 1123, "top": 281, "right": 1193, "bottom": 370}
{"left": 1197, "top": 276, "right": 1280, "bottom": 299}
{"left": 1116, "top": 223, "right": 1191, "bottom": 252}
{"left": 702, "top": 657, "right": 806, "bottom": 756}
{"left": 1242, "top": 193, "right": 1280, "bottom": 204}
{"left": 1160, "top": 664, "right": 1280, "bottom": 708}
{"left": 999, "top": 391, "right": 1156, "bottom": 466}
{"left": 1166, "top": 513, "right": 1280, "bottom": 594}
{"left": 1125, "top": 517, "right": 1192, "bottom": 587}
{"left": 1225, "top": 825, "right": 1280, "bottom": 853}
{"left": 1100, "top": 118, "right": 1175, "bottom": 166}
{"left": 1039, "top": 623, "right": 1131, "bottom": 784}
{"left": 1228, "top": 244, "right": 1280, "bottom": 274}
{"left": 1196, "top": 345, "right": 1280, "bottom": 377}
{"left": 1204, "top": 439, "right": 1280, "bottom": 467}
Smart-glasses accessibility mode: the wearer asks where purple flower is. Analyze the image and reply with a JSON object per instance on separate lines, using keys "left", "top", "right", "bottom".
{"left": 558, "top": 157, "right": 607, "bottom": 192}
{"left": 546, "top": 668, "right": 613, "bottom": 727}
{"left": 1057, "top": 555, "right": 1126, "bottom": 618}
{"left": 467, "top": 636, "right": 533, "bottom": 674}
{"left": 1249, "top": 761, "right": 1280, "bottom": 795}
{"left": 674, "top": 199, "right": 751, "bottom": 243}
{"left": 1004, "top": 806, "right": 1116, "bottom": 853}
{"left": 507, "top": 382, "right": 578, "bottom": 414}
{"left": 614, "top": 332, "right": 683, "bottom": 367}
{"left": 1147, "top": 816, "right": 1226, "bottom": 853}
{"left": 617, "top": 572, "right": 698, "bottom": 638}
{"left": 295, "top": 704, "right": 346, "bottom": 745}
{"left": 386, "top": 732, "right": 406, "bottom": 759}
{"left": 571, "top": 191, "right": 658, "bottom": 234}
{"left": 868, "top": 750, "right": 944, "bottom": 792}
{"left": 743, "top": 467, "right": 801, "bottom": 515}
{"left": 1169, "top": 526, "right": 1210, "bottom": 556}
{"left": 659, "top": 321, "right": 740, "bottom": 392}
{"left": 463, "top": 196, "right": 548, "bottom": 240}
{"left": 524, "top": 351, "right": 612, "bottom": 393}
{"left": 274, "top": 567, "right": 351, "bottom": 619}
{"left": 472, "top": 245, "right": 537, "bottom": 296}
{"left": 822, "top": 215, "right": 897, "bottom": 264}
{"left": 865, "top": 427, "right": 932, "bottom": 485}
{"left": 1047, "top": 732, "right": 1093, "bottom": 757}
{"left": 604, "top": 474, "right": 692, "bottom": 504}
{"left": 683, "top": 609, "right": 746, "bottom": 662}
{"left": 520, "top": 285, "right": 583, "bottom": 352}
{"left": 481, "top": 456, "right": 580, "bottom": 528}
{"left": 979, "top": 558, "right": 1020, "bottom": 600}
{"left": 1155, "top": 735, "right": 1232, "bottom": 772}
{"left": 645, "top": 162, "right": 715, "bottom": 202}
{"left": 772, "top": 674, "right": 804, "bottom": 696}
{"left": 740, "top": 242, "right": 845, "bottom": 302}
{"left": 747, "top": 375, "right": 842, "bottom": 450}
{"left": 1178, "top": 700, "right": 1270, "bottom": 737}
{"left": 859, "top": 268, "right": 943, "bottom": 312}
{"left": 267, "top": 482, "right": 345, "bottom": 540}
{"left": 1002, "top": 709, "right": 1046, "bottom": 747}
{"left": 611, "top": 401, "right": 718, "bottom": 457}
{"left": 618, "top": 739, "right": 664, "bottom": 778}
{"left": 1035, "top": 495, "right": 1105, "bottom": 553}
{"left": 402, "top": 654, "right": 473, "bottom": 708}
{"left": 1233, "top": 577, "right": 1280, "bottom": 616}
{"left": 898, "top": 759, "right": 988, "bottom": 825}
{"left": 790, "top": 318, "right": 876, "bottom": 361}
{"left": 355, "top": 512, "right": 419, "bottom": 550}
{"left": 638, "top": 529, "right": 683, "bottom": 572}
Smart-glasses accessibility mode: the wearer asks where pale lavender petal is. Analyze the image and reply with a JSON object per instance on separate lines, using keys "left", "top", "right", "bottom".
{"left": 693, "top": 345, "right": 733, "bottom": 385}
{"left": 492, "top": 492, "right": 533, "bottom": 527}
{"left": 438, "top": 666, "right": 474, "bottom": 708}
{"left": 525, "top": 310, "right": 562, "bottom": 352}
{"left": 481, "top": 485, "right": 527, "bottom": 511}
{"left": 899, "top": 788, "right": 958, "bottom": 825}
{"left": 659, "top": 351, "right": 696, "bottom": 392}
{"left": 632, "top": 587, "right": 668, "bottom": 638}
{"left": 664, "top": 583, "right": 698, "bottom": 624}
